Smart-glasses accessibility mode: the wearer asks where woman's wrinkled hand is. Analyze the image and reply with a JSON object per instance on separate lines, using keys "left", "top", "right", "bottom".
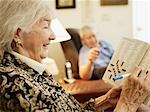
{"left": 114, "top": 67, "right": 150, "bottom": 112}
{"left": 95, "top": 86, "right": 122, "bottom": 111}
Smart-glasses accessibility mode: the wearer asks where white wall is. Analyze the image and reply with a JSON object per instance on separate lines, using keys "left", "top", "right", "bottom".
{"left": 133, "top": 0, "right": 150, "bottom": 43}
{"left": 50, "top": 0, "right": 133, "bottom": 49}
{"left": 48, "top": 43, "right": 66, "bottom": 79}
{"left": 49, "top": 0, "right": 83, "bottom": 28}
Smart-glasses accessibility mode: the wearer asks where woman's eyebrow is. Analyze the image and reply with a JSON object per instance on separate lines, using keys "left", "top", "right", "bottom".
{"left": 43, "top": 18, "right": 51, "bottom": 22}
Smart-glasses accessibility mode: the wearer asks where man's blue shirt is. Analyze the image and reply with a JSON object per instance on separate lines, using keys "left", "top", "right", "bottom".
{"left": 79, "top": 40, "right": 114, "bottom": 68}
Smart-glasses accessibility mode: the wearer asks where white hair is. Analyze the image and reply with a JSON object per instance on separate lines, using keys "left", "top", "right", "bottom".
{"left": 0, "top": 0, "right": 53, "bottom": 57}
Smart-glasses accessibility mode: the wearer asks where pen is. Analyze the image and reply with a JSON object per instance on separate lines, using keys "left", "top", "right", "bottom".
{"left": 113, "top": 73, "right": 130, "bottom": 81}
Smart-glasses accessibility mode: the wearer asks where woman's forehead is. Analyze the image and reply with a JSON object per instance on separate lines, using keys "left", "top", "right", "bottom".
{"left": 34, "top": 17, "right": 51, "bottom": 26}
{"left": 30, "top": 17, "right": 51, "bottom": 28}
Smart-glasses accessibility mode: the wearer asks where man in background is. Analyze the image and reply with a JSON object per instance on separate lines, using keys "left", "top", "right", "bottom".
{"left": 79, "top": 25, "right": 114, "bottom": 80}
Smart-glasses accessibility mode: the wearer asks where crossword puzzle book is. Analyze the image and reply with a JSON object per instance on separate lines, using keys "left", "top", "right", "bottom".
{"left": 102, "top": 38, "right": 150, "bottom": 85}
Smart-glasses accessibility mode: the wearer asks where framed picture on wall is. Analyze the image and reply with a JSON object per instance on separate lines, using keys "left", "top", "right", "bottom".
{"left": 56, "top": 0, "right": 76, "bottom": 9}
{"left": 101, "top": 0, "right": 128, "bottom": 6}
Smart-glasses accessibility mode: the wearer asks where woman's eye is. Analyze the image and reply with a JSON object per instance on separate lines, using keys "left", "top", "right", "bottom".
{"left": 92, "top": 34, "right": 95, "bottom": 37}
{"left": 43, "top": 26, "right": 49, "bottom": 29}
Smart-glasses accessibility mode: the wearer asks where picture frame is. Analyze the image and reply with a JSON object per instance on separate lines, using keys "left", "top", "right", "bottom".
{"left": 101, "top": 0, "right": 128, "bottom": 6}
{"left": 56, "top": 0, "right": 76, "bottom": 9}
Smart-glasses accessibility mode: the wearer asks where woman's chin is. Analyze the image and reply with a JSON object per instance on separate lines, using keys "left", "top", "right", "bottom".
{"left": 40, "top": 55, "right": 47, "bottom": 59}
{"left": 40, "top": 53, "right": 48, "bottom": 59}
{"left": 40, "top": 50, "right": 49, "bottom": 59}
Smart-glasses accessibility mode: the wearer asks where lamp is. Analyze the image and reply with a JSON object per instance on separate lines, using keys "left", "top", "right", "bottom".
{"left": 50, "top": 18, "right": 71, "bottom": 43}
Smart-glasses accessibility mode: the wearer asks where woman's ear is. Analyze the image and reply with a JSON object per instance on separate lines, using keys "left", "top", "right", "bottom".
{"left": 12, "top": 28, "right": 23, "bottom": 51}
{"left": 13, "top": 28, "right": 23, "bottom": 48}
{"left": 15, "top": 28, "right": 21, "bottom": 38}
{"left": 14, "top": 28, "right": 22, "bottom": 44}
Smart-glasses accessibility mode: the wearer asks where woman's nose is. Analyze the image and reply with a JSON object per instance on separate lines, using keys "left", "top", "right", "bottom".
{"left": 49, "top": 29, "right": 56, "bottom": 40}
{"left": 48, "top": 34, "right": 56, "bottom": 40}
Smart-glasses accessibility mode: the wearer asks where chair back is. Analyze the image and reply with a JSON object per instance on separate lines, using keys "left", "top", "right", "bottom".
{"left": 61, "top": 28, "right": 82, "bottom": 79}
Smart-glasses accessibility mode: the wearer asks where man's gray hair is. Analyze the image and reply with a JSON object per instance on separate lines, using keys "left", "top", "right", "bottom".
{"left": 79, "top": 25, "right": 94, "bottom": 39}
{"left": 0, "top": 0, "right": 53, "bottom": 56}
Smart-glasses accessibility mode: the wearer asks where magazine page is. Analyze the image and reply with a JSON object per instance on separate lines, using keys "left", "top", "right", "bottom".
{"left": 103, "top": 38, "right": 149, "bottom": 85}
{"left": 138, "top": 47, "right": 150, "bottom": 106}
{"left": 139, "top": 47, "right": 150, "bottom": 70}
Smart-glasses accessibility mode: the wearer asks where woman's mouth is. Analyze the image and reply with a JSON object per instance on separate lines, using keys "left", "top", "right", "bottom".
{"left": 43, "top": 43, "right": 50, "bottom": 49}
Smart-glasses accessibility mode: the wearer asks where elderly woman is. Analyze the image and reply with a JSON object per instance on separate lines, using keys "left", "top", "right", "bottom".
{"left": 0, "top": 0, "right": 150, "bottom": 112}
{"left": 0, "top": 0, "right": 120, "bottom": 111}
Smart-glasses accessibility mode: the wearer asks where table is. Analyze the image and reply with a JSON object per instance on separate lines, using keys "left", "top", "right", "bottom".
{"left": 60, "top": 79, "right": 112, "bottom": 103}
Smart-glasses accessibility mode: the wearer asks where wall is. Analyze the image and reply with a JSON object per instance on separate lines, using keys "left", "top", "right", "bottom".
{"left": 51, "top": 0, "right": 133, "bottom": 49}
{"left": 48, "top": 43, "right": 66, "bottom": 80}
{"left": 49, "top": 0, "right": 83, "bottom": 28}
{"left": 133, "top": 0, "right": 150, "bottom": 43}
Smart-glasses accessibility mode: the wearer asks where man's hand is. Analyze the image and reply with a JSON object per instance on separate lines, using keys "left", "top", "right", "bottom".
{"left": 88, "top": 47, "right": 100, "bottom": 63}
